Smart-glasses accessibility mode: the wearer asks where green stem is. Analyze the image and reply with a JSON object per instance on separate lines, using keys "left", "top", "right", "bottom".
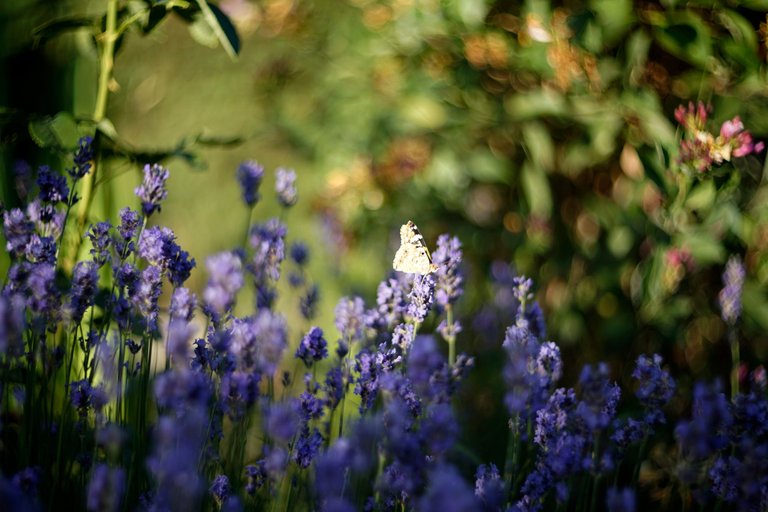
{"left": 729, "top": 327, "right": 740, "bottom": 400}
{"left": 74, "top": 0, "right": 119, "bottom": 249}
{"left": 446, "top": 305, "right": 456, "bottom": 366}
{"left": 503, "top": 417, "right": 519, "bottom": 505}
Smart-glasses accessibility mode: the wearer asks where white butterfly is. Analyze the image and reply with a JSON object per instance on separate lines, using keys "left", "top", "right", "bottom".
{"left": 393, "top": 221, "right": 438, "bottom": 275}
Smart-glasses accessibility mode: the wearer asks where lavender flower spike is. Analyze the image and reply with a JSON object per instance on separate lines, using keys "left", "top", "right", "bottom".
{"left": 237, "top": 160, "right": 264, "bottom": 207}
{"left": 719, "top": 255, "right": 745, "bottom": 326}
{"left": 134, "top": 163, "right": 170, "bottom": 216}
{"left": 275, "top": 167, "right": 298, "bottom": 207}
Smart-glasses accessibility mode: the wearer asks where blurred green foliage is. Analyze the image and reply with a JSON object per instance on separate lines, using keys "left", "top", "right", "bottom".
{"left": 2, "top": 0, "right": 768, "bottom": 386}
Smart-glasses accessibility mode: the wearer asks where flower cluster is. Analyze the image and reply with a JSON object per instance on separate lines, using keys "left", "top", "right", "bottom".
{"left": 675, "top": 102, "right": 764, "bottom": 174}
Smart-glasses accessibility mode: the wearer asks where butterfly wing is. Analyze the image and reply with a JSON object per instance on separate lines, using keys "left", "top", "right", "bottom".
{"left": 393, "top": 221, "right": 438, "bottom": 275}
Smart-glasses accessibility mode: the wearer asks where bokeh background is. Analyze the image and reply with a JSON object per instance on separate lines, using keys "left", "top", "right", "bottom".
{"left": 3, "top": 0, "right": 768, "bottom": 474}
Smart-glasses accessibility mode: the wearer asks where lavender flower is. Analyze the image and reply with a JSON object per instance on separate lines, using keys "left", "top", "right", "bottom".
{"left": 275, "top": 167, "right": 297, "bottom": 207}
{"left": 162, "top": 288, "right": 194, "bottom": 327}
{"left": 576, "top": 363, "right": 621, "bottom": 431}
{"left": 248, "top": 218, "right": 286, "bottom": 283}
{"left": 675, "top": 382, "right": 732, "bottom": 460}
{"left": 295, "top": 326, "right": 328, "bottom": 367}
{"left": 203, "top": 251, "right": 244, "bottom": 322}
{"left": 300, "top": 284, "right": 319, "bottom": 320}
{"left": 719, "top": 255, "right": 745, "bottom": 326}
{"left": 36, "top": 165, "right": 69, "bottom": 204}
{"left": 26, "top": 234, "right": 56, "bottom": 264}
{"left": 475, "top": 463, "right": 504, "bottom": 512}
{"left": 131, "top": 265, "right": 163, "bottom": 332}
{"left": 417, "top": 465, "right": 480, "bottom": 512}
{"left": 605, "top": 487, "right": 635, "bottom": 512}
{"left": 138, "top": 226, "right": 195, "bottom": 286}
{"left": 0, "top": 292, "right": 25, "bottom": 356}
{"left": 209, "top": 474, "right": 231, "bottom": 505}
{"left": 146, "top": 409, "right": 207, "bottom": 511}
{"left": 432, "top": 234, "right": 463, "bottom": 311}
{"left": 118, "top": 207, "right": 140, "bottom": 244}
{"left": 405, "top": 274, "right": 435, "bottom": 324}
{"left": 26, "top": 199, "right": 64, "bottom": 238}
{"left": 293, "top": 427, "right": 323, "bottom": 468}
{"left": 3, "top": 208, "right": 34, "bottom": 258}
{"left": 68, "top": 260, "right": 99, "bottom": 324}
{"left": 323, "top": 367, "right": 344, "bottom": 410}
{"left": 373, "top": 277, "right": 408, "bottom": 329}
{"left": 244, "top": 462, "right": 267, "bottom": 494}
{"left": 134, "top": 163, "right": 170, "bottom": 216}
{"left": 290, "top": 242, "right": 309, "bottom": 266}
{"left": 70, "top": 136, "right": 94, "bottom": 179}
{"left": 265, "top": 400, "right": 301, "bottom": 442}
{"left": 236, "top": 160, "right": 264, "bottom": 207}
{"left": 633, "top": 354, "right": 675, "bottom": 426}
{"left": 229, "top": 310, "right": 287, "bottom": 376}
{"left": 87, "top": 464, "right": 125, "bottom": 512}
{"left": 335, "top": 296, "right": 366, "bottom": 344}
{"left": 87, "top": 221, "right": 112, "bottom": 266}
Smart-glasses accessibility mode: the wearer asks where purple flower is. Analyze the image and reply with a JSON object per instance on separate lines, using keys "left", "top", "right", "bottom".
{"left": 154, "top": 369, "right": 212, "bottom": 412}
{"left": 432, "top": 234, "right": 463, "bottom": 311}
{"left": 26, "top": 262, "right": 60, "bottom": 324}
{"left": 244, "top": 462, "right": 267, "bottom": 494}
{"left": 295, "top": 326, "right": 328, "bottom": 367}
{"left": 87, "top": 221, "right": 112, "bottom": 266}
{"left": 117, "top": 207, "right": 140, "bottom": 246}
{"left": 475, "top": 463, "right": 504, "bottom": 512}
{"left": 169, "top": 286, "right": 196, "bottom": 322}
{"left": 248, "top": 218, "right": 286, "bottom": 282}
{"left": 299, "top": 389, "right": 325, "bottom": 421}
{"left": 632, "top": 354, "right": 675, "bottom": 426}
{"left": 87, "top": 464, "right": 125, "bottom": 512}
{"left": 209, "top": 474, "right": 231, "bottom": 505}
{"left": 290, "top": 242, "right": 309, "bottom": 266}
{"left": 68, "top": 260, "right": 99, "bottom": 324}
{"left": 220, "top": 370, "right": 259, "bottom": 419}
{"left": 131, "top": 265, "right": 163, "bottom": 332}
{"left": 134, "top": 163, "right": 170, "bottom": 216}
{"left": 0, "top": 292, "right": 26, "bottom": 356}
{"left": 229, "top": 310, "right": 287, "bottom": 376}
{"left": 675, "top": 382, "right": 732, "bottom": 460}
{"left": 146, "top": 408, "right": 207, "bottom": 511}
{"left": 293, "top": 427, "right": 323, "bottom": 468}
{"left": 373, "top": 277, "right": 408, "bottom": 329}
{"left": 417, "top": 465, "right": 480, "bottom": 512}
{"left": 576, "top": 363, "right": 621, "bottom": 431}
{"left": 203, "top": 251, "right": 244, "bottom": 322}
{"left": 11, "top": 467, "right": 40, "bottom": 498}
{"left": 237, "top": 160, "right": 264, "bottom": 207}
{"left": 138, "top": 226, "right": 195, "bottom": 286}
{"left": 265, "top": 400, "right": 301, "bottom": 442}
{"left": 405, "top": 274, "right": 435, "bottom": 324}
{"left": 36, "top": 165, "right": 69, "bottom": 204}
{"left": 300, "top": 284, "right": 319, "bottom": 320}
{"left": 3, "top": 208, "right": 34, "bottom": 258}
{"left": 719, "top": 255, "right": 745, "bottom": 326}
{"left": 26, "top": 234, "right": 56, "bottom": 264}
{"left": 275, "top": 167, "right": 297, "bottom": 207}
{"left": 391, "top": 323, "right": 414, "bottom": 353}
{"left": 70, "top": 136, "right": 94, "bottom": 179}
{"left": 605, "top": 487, "right": 635, "bottom": 512}
{"left": 70, "top": 379, "right": 95, "bottom": 414}
{"left": 323, "top": 367, "right": 344, "bottom": 410}
{"left": 335, "top": 296, "right": 366, "bottom": 344}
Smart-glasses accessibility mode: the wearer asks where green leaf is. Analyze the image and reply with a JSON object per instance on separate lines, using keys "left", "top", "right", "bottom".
{"left": 652, "top": 12, "right": 712, "bottom": 68}
{"left": 505, "top": 90, "right": 568, "bottom": 120}
{"left": 676, "top": 231, "right": 724, "bottom": 266}
{"left": 685, "top": 179, "right": 715, "bottom": 212}
{"left": 522, "top": 122, "right": 554, "bottom": 171}
{"left": 466, "top": 150, "right": 508, "bottom": 184}
{"left": 96, "top": 118, "right": 119, "bottom": 141}
{"left": 743, "top": 280, "right": 768, "bottom": 332}
{"left": 193, "top": 0, "right": 240, "bottom": 59}
{"left": 32, "top": 17, "right": 93, "bottom": 47}
{"left": 28, "top": 112, "right": 79, "bottom": 151}
{"left": 521, "top": 162, "right": 552, "bottom": 218}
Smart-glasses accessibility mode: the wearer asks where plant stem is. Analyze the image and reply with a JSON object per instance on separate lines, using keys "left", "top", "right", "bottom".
{"left": 729, "top": 326, "right": 740, "bottom": 399}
